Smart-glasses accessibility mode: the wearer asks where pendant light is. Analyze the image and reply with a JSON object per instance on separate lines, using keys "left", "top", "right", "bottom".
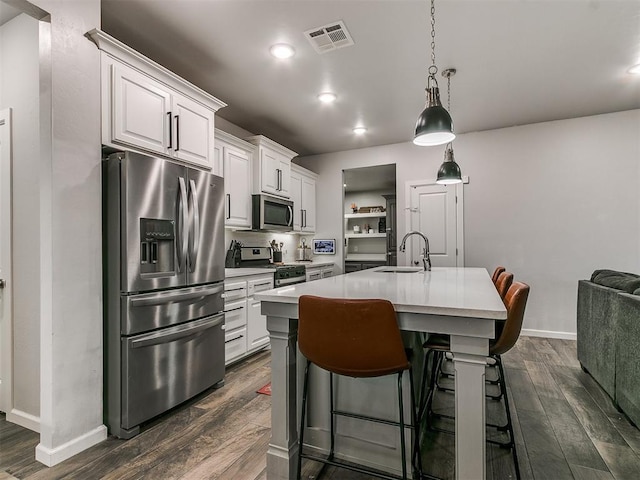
{"left": 436, "top": 68, "right": 462, "bottom": 184}
{"left": 413, "top": 0, "right": 455, "bottom": 147}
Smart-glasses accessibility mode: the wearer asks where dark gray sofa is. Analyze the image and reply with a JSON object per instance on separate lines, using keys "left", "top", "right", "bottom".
{"left": 577, "top": 270, "right": 640, "bottom": 428}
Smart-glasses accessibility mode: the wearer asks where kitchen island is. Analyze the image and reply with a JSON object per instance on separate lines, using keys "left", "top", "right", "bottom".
{"left": 255, "top": 267, "right": 507, "bottom": 480}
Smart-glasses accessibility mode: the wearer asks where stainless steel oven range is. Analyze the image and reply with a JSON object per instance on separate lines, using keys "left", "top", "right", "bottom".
{"left": 234, "top": 246, "right": 306, "bottom": 286}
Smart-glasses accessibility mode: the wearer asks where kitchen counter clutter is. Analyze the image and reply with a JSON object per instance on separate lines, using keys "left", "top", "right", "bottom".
{"left": 257, "top": 267, "right": 506, "bottom": 480}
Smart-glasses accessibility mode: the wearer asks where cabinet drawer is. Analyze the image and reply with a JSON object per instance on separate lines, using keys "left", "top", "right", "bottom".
{"left": 225, "top": 327, "right": 247, "bottom": 364}
{"left": 247, "top": 276, "right": 274, "bottom": 295}
{"left": 224, "top": 280, "right": 247, "bottom": 301}
{"left": 224, "top": 298, "right": 247, "bottom": 331}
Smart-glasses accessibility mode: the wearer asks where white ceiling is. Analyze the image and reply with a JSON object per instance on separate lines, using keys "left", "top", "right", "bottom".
{"left": 6, "top": 0, "right": 637, "bottom": 158}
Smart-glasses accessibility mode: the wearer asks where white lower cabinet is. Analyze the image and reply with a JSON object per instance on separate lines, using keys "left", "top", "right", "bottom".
{"left": 246, "top": 275, "right": 274, "bottom": 352}
{"left": 306, "top": 264, "right": 334, "bottom": 282}
{"left": 224, "top": 273, "right": 273, "bottom": 365}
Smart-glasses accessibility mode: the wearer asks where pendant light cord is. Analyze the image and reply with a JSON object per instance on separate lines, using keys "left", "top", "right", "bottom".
{"left": 429, "top": 0, "right": 438, "bottom": 76}
{"left": 447, "top": 74, "right": 451, "bottom": 111}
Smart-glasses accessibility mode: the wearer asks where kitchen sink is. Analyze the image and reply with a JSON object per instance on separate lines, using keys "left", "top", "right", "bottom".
{"left": 375, "top": 267, "right": 423, "bottom": 273}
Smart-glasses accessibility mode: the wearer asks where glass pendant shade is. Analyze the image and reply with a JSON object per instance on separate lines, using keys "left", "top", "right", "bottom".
{"left": 413, "top": 85, "right": 456, "bottom": 146}
{"left": 436, "top": 144, "right": 462, "bottom": 184}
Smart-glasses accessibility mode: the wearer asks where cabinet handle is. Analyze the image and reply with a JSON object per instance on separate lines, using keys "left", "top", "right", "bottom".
{"left": 277, "top": 168, "right": 282, "bottom": 191}
{"left": 167, "top": 112, "right": 173, "bottom": 149}
{"left": 225, "top": 334, "right": 244, "bottom": 344}
{"left": 226, "top": 193, "right": 231, "bottom": 219}
{"left": 303, "top": 209, "right": 307, "bottom": 228}
{"left": 174, "top": 114, "right": 180, "bottom": 151}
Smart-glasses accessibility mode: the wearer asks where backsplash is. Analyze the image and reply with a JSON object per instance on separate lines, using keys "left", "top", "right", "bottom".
{"left": 225, "top": 230, "right": 315, "bottom": 263}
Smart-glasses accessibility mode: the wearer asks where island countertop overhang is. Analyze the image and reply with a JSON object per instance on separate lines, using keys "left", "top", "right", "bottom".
{"left": 254, "top": 266, "right": 507, "bottom": 321}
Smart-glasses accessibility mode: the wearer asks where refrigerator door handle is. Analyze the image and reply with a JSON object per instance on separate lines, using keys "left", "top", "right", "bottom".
{"left": 188, "top": 179, "right": 200, "bottom": 272}
{"left": 129, "top": 284, "right": 224, "bottom": 307}
{"left": 176, "top": 176, "right": 189, "bottom": 272}
{"left": 130, "top": 313, "right": 224, "bottom": 349}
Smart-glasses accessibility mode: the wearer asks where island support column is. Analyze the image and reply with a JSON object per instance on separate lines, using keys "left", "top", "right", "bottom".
{"left": 264, "top": 303, "right": 300, "bottom": 480}
{"left": 450, "top": 335, "right": 489, "bottom": 480}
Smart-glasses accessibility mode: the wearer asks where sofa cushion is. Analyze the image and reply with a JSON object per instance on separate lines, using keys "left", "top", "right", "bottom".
{"left": 634, "top": 287, "right": 640, "bottom": 296}
{"left": 591, "top": 269, "right": 640, "bottom": 294}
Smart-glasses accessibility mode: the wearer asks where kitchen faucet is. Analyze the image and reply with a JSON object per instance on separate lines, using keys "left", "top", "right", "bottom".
{"left": 399, "top": 231, "right": 431, "bottom": 271}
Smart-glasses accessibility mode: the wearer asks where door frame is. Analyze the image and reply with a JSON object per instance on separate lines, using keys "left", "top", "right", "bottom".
{"left": 404, "top": 177, "right": 467, "bottom": 267}
{"left": 0, "top": 108, "right": 13, "bottom": 414}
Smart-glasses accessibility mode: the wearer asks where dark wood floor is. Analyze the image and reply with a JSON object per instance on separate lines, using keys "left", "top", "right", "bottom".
{"left": 1, "top": 337, "right": 640, "bottom": 479}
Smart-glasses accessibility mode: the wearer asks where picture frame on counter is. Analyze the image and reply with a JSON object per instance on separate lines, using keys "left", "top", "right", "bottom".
{"left": 313, "top": 239, "right": 336, "bottom": 255}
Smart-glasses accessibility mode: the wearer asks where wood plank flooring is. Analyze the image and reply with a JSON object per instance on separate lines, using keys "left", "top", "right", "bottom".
{"left": 1, "top": 337, "right": 639, "bottom": 479}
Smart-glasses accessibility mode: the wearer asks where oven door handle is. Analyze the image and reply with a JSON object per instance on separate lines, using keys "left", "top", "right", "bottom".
{"left": 130, "top": 284, "right": 223, "bottom": 307}
{"left": 130, "top": 314, "right": 224, "bottom": 349}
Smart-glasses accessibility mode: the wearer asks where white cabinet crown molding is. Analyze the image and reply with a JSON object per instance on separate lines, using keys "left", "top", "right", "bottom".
{"left": 215, "top": 128, "right": 256, "bottom": 153}
{"left": 87, "top": 28, "right": 227, "bottom": 112}
{"left": 244, "top": 135, "right": 297, "bottom": 159}
{"left": 291, "top": 163, "right": 318, "bottom": 180}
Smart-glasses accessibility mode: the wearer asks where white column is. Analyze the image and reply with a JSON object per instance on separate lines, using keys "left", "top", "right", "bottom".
{"left": 450, "top": 335, "right": 489, "bottom": 480}
{"left": 265, "top": 308, "right": 299, "bottom": 480}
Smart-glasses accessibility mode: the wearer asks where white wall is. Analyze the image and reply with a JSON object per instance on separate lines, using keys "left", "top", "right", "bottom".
{"left": 297, "top": 110, "right": 640, "bottom": 337}
{"left": 0, "top": 13, "right": 41, "bottom": 428}
{"left": 2, "top": 0, "right": 105, "bottom": 465}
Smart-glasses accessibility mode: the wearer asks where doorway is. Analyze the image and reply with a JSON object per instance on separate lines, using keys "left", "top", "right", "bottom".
{"left": 405, "top": 179, "right": 464, "bottom": 267}
{"left": 0, "top": 108, "right": 12, "bottom": 414}
{"left": 342, "top": 164, "right": 397, "bottom": 272}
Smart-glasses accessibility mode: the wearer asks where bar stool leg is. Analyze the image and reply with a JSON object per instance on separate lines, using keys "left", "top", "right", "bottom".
{"left": 297, "top": 360, "right": 311, "bottom": 480}
{"left": 329, "top": 371, "right": 336, "bottom": 462}
{"left": 397, "top": 372, "right": 408, "bottom": 479}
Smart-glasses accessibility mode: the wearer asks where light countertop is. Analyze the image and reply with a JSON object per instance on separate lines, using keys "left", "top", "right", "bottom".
{"left": 255, "top": 267, "right": 507, "bottom": 320}
{"left": 225, "top": 267, "right": 275, "bottom": 278}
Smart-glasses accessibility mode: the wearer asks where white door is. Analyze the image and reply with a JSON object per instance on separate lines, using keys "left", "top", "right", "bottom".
{"left": 224, "top": 145, "right": 252, "bottom": 228}
{"left": 406, "top": 180, "right": 464, "bottom": 267}
{"left": 0, "top": 108, "right": 13, "bottom": 413}
{"left": 301, "top": 175, "right": 316, "bottom": 232}
{"left": 172, "top": 93, "right": 215, "bottom": 169}
{"left": 112, "top": 62, "right": 171, "bottom": 155}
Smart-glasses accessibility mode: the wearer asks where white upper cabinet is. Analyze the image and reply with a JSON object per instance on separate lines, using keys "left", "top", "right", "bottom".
{"left": 89, "top": 29, "right": 226, "bottom": 170}
{"left": 245, "top": 135, "right": 297, "bottom": 199}
{"left": 215, "top": 129, "right": 254, "bottom": 229}
{"left": 290, "top": 164, "right": 317, "bottom": 232}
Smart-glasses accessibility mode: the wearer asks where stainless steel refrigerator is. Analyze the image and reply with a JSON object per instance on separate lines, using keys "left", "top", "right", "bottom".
{"left": 103, "top": 151, "right": 225, "bottom": 439}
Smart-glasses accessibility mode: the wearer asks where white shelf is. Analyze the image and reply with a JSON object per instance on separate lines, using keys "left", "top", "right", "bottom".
{"left": 344, "top": 212, "right": 386, "bottom": 219}
{"left": 345, "top": 233, "right": 386, "bottom": 239}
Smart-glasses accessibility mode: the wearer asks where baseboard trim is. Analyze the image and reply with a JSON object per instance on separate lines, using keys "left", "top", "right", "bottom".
{"left": 6, "top": 409, "right": 40, "bottom": 433}
{"left": 35, "top": 425, "right": 107, "bottom": 467}
{"left": 521, "top": 329, "right": 576, "bottom": 341}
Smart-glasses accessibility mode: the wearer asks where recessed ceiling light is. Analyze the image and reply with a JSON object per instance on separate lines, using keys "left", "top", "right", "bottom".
{"left": 628, "top": 63, "right": 640, "bottom": 74}
{"left": 353, "top": 127, "right": 367, "bottom": 135}
{"left": 318, "top": 92, "right": 337, "bottom": 103}
{"left": 270, "top": 43, "right": 295, "bottom": 59}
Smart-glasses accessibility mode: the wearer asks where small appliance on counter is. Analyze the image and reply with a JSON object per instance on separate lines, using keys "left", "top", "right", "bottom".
{"left": 296, "top": 238, "right": 312, "bottom": 262}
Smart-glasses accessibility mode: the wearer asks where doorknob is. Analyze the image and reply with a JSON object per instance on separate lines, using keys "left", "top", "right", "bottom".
{"left": 0, "top": 279, "right": 5, "bottom": 288}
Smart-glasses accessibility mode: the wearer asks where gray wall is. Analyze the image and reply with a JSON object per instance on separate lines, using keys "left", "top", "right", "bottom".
{"left": 297, "top": 110, "right": 640, "bottom": 337}
{"left": 0, "top": 13, "right": 41, "bottom": 425}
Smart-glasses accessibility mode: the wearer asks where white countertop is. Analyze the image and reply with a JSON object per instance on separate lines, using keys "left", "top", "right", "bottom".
{"left": 225, "top": 267, "right": 275, "bottom": 278}
{"left": 255, "top": 267, "right": 507, "bottom": 320}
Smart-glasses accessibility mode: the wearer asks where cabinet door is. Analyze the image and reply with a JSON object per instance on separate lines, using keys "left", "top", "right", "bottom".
{"left": 224, "top": 145, "right": 252, "bottom": 228}
{"left": 112, "top": 62, "right": 170, "bottom": 155}
{"left": 321, "top": 267, "right": 334, "bottom": 278}
{"left": 260, "top": 147, "right": 290, "bottom": 198}
{"left": 212, "top": 142, "right": 223, "bottom": 177}
{"left": 247, "top": 296, "right": 269, "bottom": 351}
{"left": 171, "top": 93, "right": 215, "bottom": 169}
{"left": 301, "top": 175, "right": 316, "bottom": 232}
{"left": 290, "top": 170, "right": 302, "bottom": 231}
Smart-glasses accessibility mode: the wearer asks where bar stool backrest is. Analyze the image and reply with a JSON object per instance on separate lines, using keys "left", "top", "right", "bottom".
{"left": 490, "top": 282, "right": 530, "bottom": 356}
{"left": 495, "top": 271, "right": 514, "bottom": 300}
{"left": 298, "top": 295, "right": 409, "bottom": 378}
{"left": 492, "top": 266, "right": 506, "bottom": 284}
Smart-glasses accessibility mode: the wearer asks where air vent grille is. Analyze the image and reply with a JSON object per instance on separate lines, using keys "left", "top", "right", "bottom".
{"left": 304, "top": 20, "right": 354, "bottom": 54}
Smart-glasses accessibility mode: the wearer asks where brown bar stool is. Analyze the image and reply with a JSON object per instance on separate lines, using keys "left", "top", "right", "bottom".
{"left": 495, "top": 271, "right": 514, "bottom": 300}
{"left": 419, "top": 282, "right": 530, "bottom": 480}
{"left": 297, "top": 295, "right": 428, "bottom": 480}
{"left": 491, "top": 266, "right": 506, "bottom": 284}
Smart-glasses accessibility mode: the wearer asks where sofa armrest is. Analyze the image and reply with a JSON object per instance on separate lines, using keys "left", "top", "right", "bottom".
{"left": 615, "top": 293, "right": 640, "bottom": 427}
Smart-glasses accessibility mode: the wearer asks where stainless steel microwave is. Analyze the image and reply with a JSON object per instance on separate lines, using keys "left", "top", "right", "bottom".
{"left": 252, "top": 194, "right": 294, "bottom": 232}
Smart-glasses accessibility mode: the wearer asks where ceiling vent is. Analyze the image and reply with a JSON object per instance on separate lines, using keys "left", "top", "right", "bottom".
{"left": 304, "top": 21, "right": 354, "bottom": 54}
